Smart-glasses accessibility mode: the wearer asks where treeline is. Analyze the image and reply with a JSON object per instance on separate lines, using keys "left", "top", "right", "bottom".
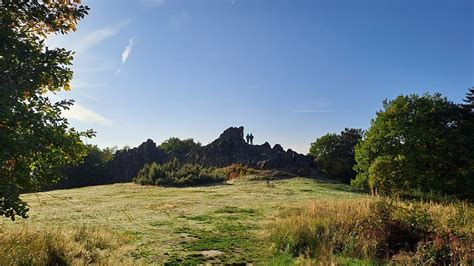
{"left": 43, "top": 138, "right": 201, "bottom": 190}
{"left": 309, "top": 89, "right": 474, "bottom": 201}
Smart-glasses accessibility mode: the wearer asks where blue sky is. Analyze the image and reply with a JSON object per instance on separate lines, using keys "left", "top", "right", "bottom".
{"left": 49, "top": 0, "right": 473, "bottom": 153}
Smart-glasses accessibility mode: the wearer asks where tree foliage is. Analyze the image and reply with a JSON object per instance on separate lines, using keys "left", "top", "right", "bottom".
{"left": 159, "top": 137, "right": 201, "bottom": 154}
{"left": 0, "top": 1, "right": 91, "bottom": 219}
{"left": 463, "top": 87, "right": 474, "bottom": 109}
{"left": 43, "top": 145, "right": 115, "bottom": 190}
{"left": 309, "top": 128, "right": 363, "bottom": 182}
{"left": 352, "top": 93, "right": 473, "bottom": 199}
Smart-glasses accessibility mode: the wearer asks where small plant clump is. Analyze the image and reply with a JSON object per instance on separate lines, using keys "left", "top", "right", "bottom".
{"left": 133, "top": 158, "right": 225, "bottom": 187}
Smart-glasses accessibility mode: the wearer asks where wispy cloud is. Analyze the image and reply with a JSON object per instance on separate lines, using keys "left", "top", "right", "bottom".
{"left": 63, "top": 103, "right": 113, "bottom": 127}
{"left": 71, "top": 79, "right": 107, "bottom": 90}
{"left": 47, "top": 20, "right": 130, "bottom": 54}
{"left": 75, "top": 20, "right": 130, "bottom": 53}
{"left": 122, "top": 38, "right": 134, "bottom": 64}
{"left": 116, "top": 38, "right": 134, "bottom": 75}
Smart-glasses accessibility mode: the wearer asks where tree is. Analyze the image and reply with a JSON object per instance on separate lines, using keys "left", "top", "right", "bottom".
{"left": 159, "top": 137, "right": 201, "bottom": 154}
{"left": 43, "top": 145, "right": 115, "bottom": 190}
{"left": 352, "top": 93, "right": 473, "bottom": 199}
{"left": 309, "top": 128, "right": 363, "bottom": 183}
{"left": 463, "top": 87, "right": 474, "bottom": 111}
{"left": 0, "top": 1, "right": 91, "bottom": 220}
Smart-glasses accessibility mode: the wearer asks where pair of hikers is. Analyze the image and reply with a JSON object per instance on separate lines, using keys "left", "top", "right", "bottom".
{"left": 246, "top": 133, "right": 254, "bottom": 145}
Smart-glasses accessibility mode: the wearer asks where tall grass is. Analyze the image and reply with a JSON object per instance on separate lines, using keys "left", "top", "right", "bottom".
{"left": 267, "top": 198, "right": 473, "bottom": 264}
{"left": 0, "top": 225, "right": 138, "bottom": 265}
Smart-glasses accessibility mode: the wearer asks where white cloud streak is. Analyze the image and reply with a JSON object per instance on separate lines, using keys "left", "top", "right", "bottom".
{"left": 116, "top": 38, "right": 134, "bottom": 75}
{"left": 121, "top": 38, "right": 134, "bottom": 64}
{"left": 63, "top": 103, "right": 113, "bottom": 127}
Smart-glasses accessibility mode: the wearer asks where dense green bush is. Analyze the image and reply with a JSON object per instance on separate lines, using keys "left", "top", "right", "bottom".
{"left": 352, "top": 93, "right": 473, "bottom": 200}
{"left": 159, "top": 137, "right": 201, "bottom": 154}
{"left": 133, "top": 159, "right": 225, "bottom": 187}
{"left": 309, "top": 128, "right": 363, "bottom": 183}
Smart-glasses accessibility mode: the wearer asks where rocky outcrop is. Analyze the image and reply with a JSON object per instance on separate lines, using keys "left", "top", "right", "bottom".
{"left": 105, "top": 126, "right": 318, "bottom": 182}
{"left": 105, "top": 139, "right": 168, "bottom": 183}
{"left": 186, "top": 126, "right": 316, "bottom": 175}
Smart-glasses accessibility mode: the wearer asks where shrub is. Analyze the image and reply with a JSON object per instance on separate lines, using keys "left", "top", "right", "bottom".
{"left": 214, "top": 164, "right": 258, "bottom": 180}
{"left": 133, "top": 159, "right": 225, "bottom": 187}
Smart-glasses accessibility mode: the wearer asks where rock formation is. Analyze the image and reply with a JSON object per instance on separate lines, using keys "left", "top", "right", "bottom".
{"left": 105, "top": 126, "right": 318, "bottom": 182}
{"left": 186, "top": 126, "right": 316, "bottom": 175}
{"left": 105, "top": 139, "right": 168, "bottom": 183}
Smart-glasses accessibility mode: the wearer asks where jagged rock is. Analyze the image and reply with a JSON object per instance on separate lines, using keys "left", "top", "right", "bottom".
{"left": 219, "top": 126, "right": 245, "bottom": 141}
{"left": 187, "top": 126, "right": 316, "bottom": 175}
{"left": 105, "top": 139, "right": 168, "bottom": 183}
{"left": 273, "top": 144, "right": 284, "bottom": 152}
{"left": 262, "top": 142, "right": 271, "bottom": 150}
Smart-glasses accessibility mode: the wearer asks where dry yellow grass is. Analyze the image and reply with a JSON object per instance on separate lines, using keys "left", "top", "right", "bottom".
{"left": 0, "top": 225, "right": 140, "bottom": 265}
{"left": 266, "top": 197, "right": 474, "bottom": 264}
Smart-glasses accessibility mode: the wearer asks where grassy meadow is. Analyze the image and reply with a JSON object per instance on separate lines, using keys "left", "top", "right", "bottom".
{"left": 0, "top": 177, "right": 364, "bottom": 264}
{"left": 0, "top": 177, "right": 472, "bottom": 265}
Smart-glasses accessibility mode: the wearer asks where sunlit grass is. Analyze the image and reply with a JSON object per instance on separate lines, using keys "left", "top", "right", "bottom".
{"left": 0, "top": 178, "right": 365, "bottom": 263}
{"left": 266, "top": 197, "right": 474, "bottom": 264}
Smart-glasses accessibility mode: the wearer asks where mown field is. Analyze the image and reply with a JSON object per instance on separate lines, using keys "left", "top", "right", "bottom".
{"left": 0, "top": 177, "right": 365, "bottom": 264}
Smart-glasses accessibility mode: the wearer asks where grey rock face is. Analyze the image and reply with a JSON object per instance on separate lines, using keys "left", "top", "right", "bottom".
{"left": 187, "top": 126, "right": 316, "bottom": 175}
{"left": 105, "top": 139, "right": 168, "bottom": 183}
{"left": 106, "top": 126, "right": 318, "bottom": 182}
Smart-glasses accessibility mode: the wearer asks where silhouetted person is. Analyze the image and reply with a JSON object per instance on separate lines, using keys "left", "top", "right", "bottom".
{"left": 245, "top": 134, "right": 250, "bottom": 144}
{"left": 249, "top": 133, "right": 254, "bottom": 145}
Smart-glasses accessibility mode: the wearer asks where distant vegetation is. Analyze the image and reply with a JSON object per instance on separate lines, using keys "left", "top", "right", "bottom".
{"left": 159, "top": 137, "right": 201, "bottom": 154}
{"left": 268, "top": 198, "right": 473, "bottom": 264}
{"left": 134, "top": 158, "right": 225, "bottom": 186}
{"left": 309, "top": 128, "right": 363, "bottom": 183}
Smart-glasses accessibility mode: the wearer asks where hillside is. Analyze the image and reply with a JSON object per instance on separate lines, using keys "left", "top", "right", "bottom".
{"left": 0, "top": 178, "right": 365, "bottom": 264}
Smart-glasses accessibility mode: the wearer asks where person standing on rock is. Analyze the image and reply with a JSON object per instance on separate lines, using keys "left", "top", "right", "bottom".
{"left": 249, "top": 133, "right": 254, "bottom": 145}
{"left": 246, "top": 134, "right": 250, "bottom": 144}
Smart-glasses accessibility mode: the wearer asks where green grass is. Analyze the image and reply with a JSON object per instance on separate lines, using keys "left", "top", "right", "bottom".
{"left": 0, "top": 177, "right": 366, "bottom": 264}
